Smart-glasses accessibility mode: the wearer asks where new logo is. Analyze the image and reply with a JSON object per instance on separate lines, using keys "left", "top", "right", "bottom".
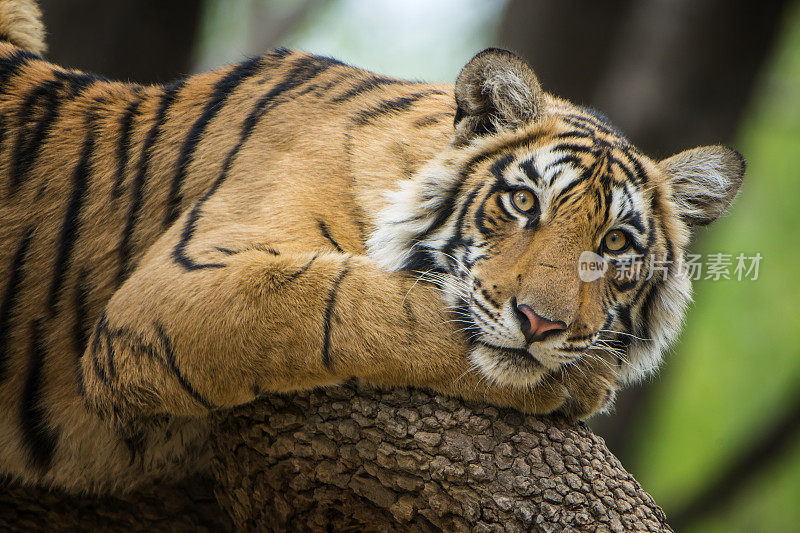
{"left": 578, "top": 251, "right": 608, "bottom": 282}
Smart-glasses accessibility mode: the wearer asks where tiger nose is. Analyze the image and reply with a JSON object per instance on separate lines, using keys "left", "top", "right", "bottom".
{"left": 515, "top": 303, "right": 567, "bottom": 343}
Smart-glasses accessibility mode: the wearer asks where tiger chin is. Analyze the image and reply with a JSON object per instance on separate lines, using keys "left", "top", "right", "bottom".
{"left": 0, "top": 2, "right": 743, "bottom": 493}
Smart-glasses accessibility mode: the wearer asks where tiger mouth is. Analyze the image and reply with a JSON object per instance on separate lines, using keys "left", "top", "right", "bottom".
{"left": 467, "top": 303, "right": 590, "bottom": 369}
{"left": 473, "top": 335, "right": 587, "bottom": 372}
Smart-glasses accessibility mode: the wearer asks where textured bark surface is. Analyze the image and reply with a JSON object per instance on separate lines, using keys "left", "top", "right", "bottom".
{"left": 211, "top": 383, "right": 672, "bottom": 532}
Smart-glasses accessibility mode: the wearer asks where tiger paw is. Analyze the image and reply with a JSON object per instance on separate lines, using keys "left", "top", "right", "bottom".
{"left": 545, "top": 352, "right": 620, "bottom": 420}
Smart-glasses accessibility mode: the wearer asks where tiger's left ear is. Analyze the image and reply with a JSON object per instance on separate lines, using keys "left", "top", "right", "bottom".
{"left": 660, "top": 145, "right": 745, "bottom": 226}
{"left": 453, "top": 48, "right": 543, "bottom": 142}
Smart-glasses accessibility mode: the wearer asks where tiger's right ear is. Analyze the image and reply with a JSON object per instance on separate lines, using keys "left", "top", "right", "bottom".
{"left": 453, "top": 48, "right": 544, "bottom": 143}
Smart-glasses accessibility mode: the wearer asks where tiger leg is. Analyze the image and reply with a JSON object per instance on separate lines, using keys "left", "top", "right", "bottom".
{"left": 78, "top": 245, "right": 573, "bottom": 424}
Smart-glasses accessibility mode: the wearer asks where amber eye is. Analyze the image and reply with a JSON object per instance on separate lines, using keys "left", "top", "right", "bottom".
{"left": 603, "top": 229, "right": 630, "bottom": 253}
{"left": 510, "top": 190, "right": 537, "bottom": 213}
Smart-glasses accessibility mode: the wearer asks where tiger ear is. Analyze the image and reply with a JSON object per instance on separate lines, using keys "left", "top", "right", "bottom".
{"left": 453, "top": 48, "right": 544, "bottom": 142}
{"left": 660, "top": 145, "right": 745, "bottom": 226}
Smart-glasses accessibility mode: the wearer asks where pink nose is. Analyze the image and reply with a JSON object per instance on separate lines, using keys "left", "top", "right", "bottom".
{"left": 515, "top": 303, "right": 567, "bottom": 343}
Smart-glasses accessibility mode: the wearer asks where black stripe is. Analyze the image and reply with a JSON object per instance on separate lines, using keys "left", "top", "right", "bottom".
{"left": 410, "top": 147, "right": 523, "bottom": 246}
{"left": 551, "top": 141, "right": 595, "bottom": 156}
{"left": 282, "top": 254, "right": 317, "bottom": 285}
{"left": 519, "top": 158, "right": 541, "bottom": 185}
{"left": 215, "top": 244, "right": 281, "bottom": 256}
{"left": 551, "top": 175, "right": 588, "bottom": 211}
{"left": 249, "top": 244, "right": 281, "bottom": 255}
{"left": 118, "top": 81, "right": 185, "bottom": 283}
{"left": 295, "top": 70, "right": 351, "bottom": 98}
{"left": 562, "top": 113, "right": 619, "bottom": 138}
{"left": 21, "top": 320, "right": 59, "bottom": 472}
{"left": 353, "top": 90, "right": 444, "bottom": 126}
{"left": 321, "top": 263, "right": 351, "bottom": 368}
{"left": 9, "top": 72, "right": 98, "bottom": 195}
{"left": 88, "top": 312, "right": 110, "bottom": 384}
{"left": 0, "top": 227, "right": 34, "bottom": 381}
{"left": 73, "top": 268, "right": 91, "bottom": 356}
{"left": 0, "top": 115, "right": 7, "bottom": 153}
{"left": 616, "top": 305, "right": 633, "bottom": 351}
{"left": 554, "top": 129, "right": 594, "bottom": 140}
{"left": 47, "top": 117, "right": 96, "bottom": 318}
{"left": 608, "top": 154, "right": 642, "bottom": 186}
{"left": 113, "top": 93, "right": 145, "bottom": 199}
{"left": 173, "top": 54, "right": 340, "bottom": 270}
{"left": 543, "top": 154, "right": 584, "bottom": 175}
{"left": 154, "top": 323, "right": 213, "bottom": 409}
{"left": 121, "top": 430, "right": 147, "bottom": 465}
{"left": 329, "top": 75, "right": 402, "bottom": 103}
{"left": 403, "top": 247, "right": 441, "bottom": 274}
{"left": 413, "top": 113, "right": 450, "bottom": 129}
{"left": 164, "top": 55, "right": 269, "bottom": 228}
{"left": 441, "top": 184, "right": 483, "bottom": 261}
{"left": 9, "top": 76, "right": 64, "bottom": 194}
{"left": 91, "top": 338, "right": 109, "bottom": 384}
{"left": 636, "top": 283, "right": 660, "bottom": 341}
{"left": 475, "top": 340, "right": 541, "bottom": 366}
{"left": 318, "top": 219, "right": 345, "bottom": 252}
{"left": 0, "top": 49, "right": 37, "bottom": 93}
{"left": 473, "top": 296, "right": 498, "bottom": 321}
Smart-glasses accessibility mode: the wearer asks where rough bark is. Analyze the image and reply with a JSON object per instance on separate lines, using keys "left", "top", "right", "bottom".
{"left": 211, "top": 382, "right": 672, "bottom": 532}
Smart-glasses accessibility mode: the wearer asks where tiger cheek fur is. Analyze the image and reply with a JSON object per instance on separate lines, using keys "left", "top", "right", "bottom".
{"left": 0, "top": 4, "right": 744, "bottom": 493}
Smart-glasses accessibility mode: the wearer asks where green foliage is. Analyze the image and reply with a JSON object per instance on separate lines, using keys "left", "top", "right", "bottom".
{"left": 632, "top": 4, "right": 800, "bottom": 530}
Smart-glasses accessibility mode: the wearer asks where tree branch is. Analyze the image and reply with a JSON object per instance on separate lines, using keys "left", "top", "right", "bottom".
{"left": 211, "top": 382, "right": 672, "bottom": 532}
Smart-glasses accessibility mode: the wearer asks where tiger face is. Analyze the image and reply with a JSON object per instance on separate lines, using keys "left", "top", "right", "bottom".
{"left": 370, "top": 49, "right": 744, "bottom": 391}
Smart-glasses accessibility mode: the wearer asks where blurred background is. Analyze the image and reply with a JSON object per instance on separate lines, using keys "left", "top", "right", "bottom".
{"left": 37, "top": 1, "right": 800, "bottom": 530}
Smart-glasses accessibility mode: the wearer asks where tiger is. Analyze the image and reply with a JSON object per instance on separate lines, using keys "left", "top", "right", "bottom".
{"left": 0, "top": 0, "right": 744, "bottom": 494}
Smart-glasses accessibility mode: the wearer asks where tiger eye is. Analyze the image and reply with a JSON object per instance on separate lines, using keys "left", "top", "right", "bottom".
{"left": 510, "top": 190, "right": 536, "bottom": 213}
{"left": 604, "top": 229, "right": 629, "bottom": 252}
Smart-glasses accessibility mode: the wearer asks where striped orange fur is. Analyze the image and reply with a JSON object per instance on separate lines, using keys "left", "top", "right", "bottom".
{"left": 0, "top": 2, "right": 744, "bottom": 493}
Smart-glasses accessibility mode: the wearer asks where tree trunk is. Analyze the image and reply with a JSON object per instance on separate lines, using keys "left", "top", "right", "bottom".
{"left": 1, "top": 383, "right": 671, "bottom": 532}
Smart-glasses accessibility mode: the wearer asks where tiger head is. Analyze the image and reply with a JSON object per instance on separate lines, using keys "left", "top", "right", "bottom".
{"left": 369, "top": 48, "right": 744, "bottom": 391}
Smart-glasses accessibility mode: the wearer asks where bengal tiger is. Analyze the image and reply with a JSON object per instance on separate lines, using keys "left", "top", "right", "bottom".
{"left": 0, "top": 0, "right": 744, "bottom": 494}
